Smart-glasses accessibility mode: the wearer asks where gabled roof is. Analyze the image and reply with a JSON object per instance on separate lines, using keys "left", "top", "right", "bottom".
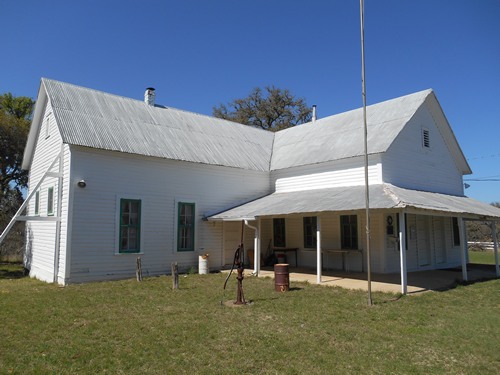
{"left": 208, "top": 183, "right": 500, "bottom": 221}
{"left": 270, "top": 89, "right": 470, "bottom": 172}
{"left": 23, "top": 78, "right": 275, "bottom": 171}
{"left": 23, "top": 79, "right": 470, "bottom": 175}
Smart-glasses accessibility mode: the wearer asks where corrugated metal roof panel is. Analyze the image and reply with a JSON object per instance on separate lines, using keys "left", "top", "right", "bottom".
{"left": 271, "top": 90, "right": 432, "bottom": 170}
{"left": 41, "top": 79, "right": 441, "bottom": 173}
{"left": 43, "top": 78, "right": 275, "bottom": 171}
{"left": 208, "top": 185, "right": 397, "bottom": 220}
{"left": 208, "top": 183, "right": 500, "bottom": 220}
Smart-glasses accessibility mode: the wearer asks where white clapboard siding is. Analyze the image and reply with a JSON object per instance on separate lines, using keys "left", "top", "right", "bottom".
{"left": 67, "top": 146, "right": 271, "bottom": 283}
{"left": 273, "top": 156, "right": 382, "bottom": 193}
{"left": 25, "top": 98, "right": 69, "bottom": 283}
{"left": 382, "top": 103, "right": 464, "bottom": 195}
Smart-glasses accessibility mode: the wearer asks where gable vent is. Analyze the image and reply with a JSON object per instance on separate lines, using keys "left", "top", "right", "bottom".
{"left": 422, "top": 128, "right": 430, "bottom": 148}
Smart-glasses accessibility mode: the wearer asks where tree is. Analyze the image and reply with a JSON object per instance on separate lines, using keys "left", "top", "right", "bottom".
{"left": 213, "top": 86, "right": 312, "bottom": 132}
{"left": 0, "top": 93, "right": 34, "bottom": 261}
{"left": 0, "top": 93, "right": 34, "bottom": 196}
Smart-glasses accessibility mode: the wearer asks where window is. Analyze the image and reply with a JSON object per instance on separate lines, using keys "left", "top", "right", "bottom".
{"left": 177, "top": 202, "right": 195, "bottom": 251}
{"left": 273, "top": 218, "right": 286, "bottom": 247}
{"left": 34, "top": 191, "right": 40, "bottom": 216}
{"left": 47, "top": 187, "right": 54, "bottom": 216}
{"left": 422, "top": 128, "right": 430, "bottom": 148}
{"left": 340, "top": 215, "right": 358, "bottom": 249}
{"left": 452, "top": 217, "right": 460, "bottom": 246}
{"left": 303, "top": 216, "right": 317, "bottom": 248}
{"left": 119, "top": 199, "right": 141, "bottom": 253}
{"left": 45, "top": 113, "right": 51, "bottom": 139}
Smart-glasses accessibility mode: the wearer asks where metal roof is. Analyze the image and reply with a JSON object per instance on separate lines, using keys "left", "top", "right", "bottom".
{"left": 42, "top": 78, "right": 275, "bottom": 172}
{"left": 271, "top": 89, "right": 432, "bottom": 170}
{"left": 208, "top": 184, "right": 500, "bottom": 221}
{"left": 26, "top": 80, "right": 468, "bottom": 176}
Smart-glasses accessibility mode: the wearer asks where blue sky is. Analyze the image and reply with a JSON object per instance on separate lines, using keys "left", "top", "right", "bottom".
{"left": 1, "top": 0, "right": 499, "bottom": 203}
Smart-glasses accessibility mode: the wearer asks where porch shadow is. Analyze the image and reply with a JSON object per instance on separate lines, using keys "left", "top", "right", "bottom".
{"left": 247, "top": 264, "right": 497, "bottom": 294}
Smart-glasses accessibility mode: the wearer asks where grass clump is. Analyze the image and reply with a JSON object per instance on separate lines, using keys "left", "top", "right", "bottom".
{"left": 1, "top": 264, "right": 499, "bottom": 374}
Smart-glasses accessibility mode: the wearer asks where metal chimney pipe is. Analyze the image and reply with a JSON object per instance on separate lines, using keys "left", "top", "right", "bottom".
{"left": 312, "top": 105, "right": 317, "bottom": 123}
{"left": 144, "top": 87, "right": 156, "bottom": 106}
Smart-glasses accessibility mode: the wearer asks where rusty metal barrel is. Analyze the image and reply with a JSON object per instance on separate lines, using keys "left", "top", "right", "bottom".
{"left": 274, "top": 263, "right": 290, "bottom": 292}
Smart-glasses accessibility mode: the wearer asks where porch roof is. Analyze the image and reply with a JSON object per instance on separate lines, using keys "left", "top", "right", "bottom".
{"left": 207, "top": 184, "right": 500, "bottom": 221}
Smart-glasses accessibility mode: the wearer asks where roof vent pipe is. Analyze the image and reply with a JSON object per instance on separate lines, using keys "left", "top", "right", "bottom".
{"left": 312, "top": 105, "right": 317, "bottom": 123}
{"left": 144, "top": 87, "right": 156, "bottom": 106}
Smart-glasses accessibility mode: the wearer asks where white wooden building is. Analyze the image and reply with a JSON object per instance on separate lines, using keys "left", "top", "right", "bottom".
{"left": 12, "top": 78, "right": 500, "bottom": 289}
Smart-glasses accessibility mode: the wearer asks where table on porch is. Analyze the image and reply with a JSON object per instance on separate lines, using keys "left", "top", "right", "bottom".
{"left": 323, "top": 249, "right": 363, "bottom": 272}
{"left": 304, "top": 248, "right": 364, "bottom": 272}
{"left": 272, "top": 248, "right": 299, "bottom": 267}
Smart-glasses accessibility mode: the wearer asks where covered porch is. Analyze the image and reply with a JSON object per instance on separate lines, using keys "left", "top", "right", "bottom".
{"left": 209, "top": 184, "right": 500, "bottom": 294}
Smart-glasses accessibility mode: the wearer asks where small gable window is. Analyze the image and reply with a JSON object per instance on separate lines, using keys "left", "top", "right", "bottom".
{"left": 47, "top": 187, "right": 54, "bottom": 216}
{"left": 422, "top": 128, "right": 430, "bottom": 148}
{"left": 45, "top": 113, "right": 51, "bottom": 139}
{"left": 34, "top": 191, "right": 40, "bottom": 216}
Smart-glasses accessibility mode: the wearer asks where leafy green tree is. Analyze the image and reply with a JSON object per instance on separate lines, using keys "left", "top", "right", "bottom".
{"left": 0, "top": 93, "right": 34, "bottom": 261}
{"left": 0, "top": 93, "right": 34, "bottom": 196}
{"left": 213, "top": 86, "right": 312, "bottom": 132}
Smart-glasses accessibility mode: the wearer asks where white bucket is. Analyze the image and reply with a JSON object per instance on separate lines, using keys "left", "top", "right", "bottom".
{"left": 199, "top": 256, "right": 209, "bottom": 274}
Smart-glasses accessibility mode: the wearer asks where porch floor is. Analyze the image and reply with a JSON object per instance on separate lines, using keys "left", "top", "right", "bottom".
{"left": 241, "top": 264, "right": 497, "bottom": 294}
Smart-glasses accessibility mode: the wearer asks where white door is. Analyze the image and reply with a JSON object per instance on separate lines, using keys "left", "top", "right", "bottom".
{"left": 432, "top": 217, "right": 446, "bottom": 264}
{"left": 417, "top": 215, "right": 431, "bottom": 267}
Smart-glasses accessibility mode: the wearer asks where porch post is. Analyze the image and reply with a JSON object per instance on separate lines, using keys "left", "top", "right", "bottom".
{"left": 399, "top": 212, "right": 407, "bottom": 294}
{"left": 317, "top": 216, "right": 322, "bottom": 284}
{"left": 459, "top": 217, "right": 468, "bottom": 282}
{"left": 491, "top": 222, "right": 499, "bottom": 277}
{"left": 256, "top": 218, "right": 261, "bottom": 276}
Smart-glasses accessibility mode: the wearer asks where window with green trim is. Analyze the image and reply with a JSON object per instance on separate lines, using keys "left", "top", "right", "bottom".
{"left": 177, "top": 202, "right": 195, "bottom": 251}
{"left": 47, "top": 187, "right": 54, "bottom": 216}
{"left": 340, "top": 215, "right": 358, "bottom": 249}
{"left": 273, "top": 218, "right": 286, "bottom": 247}
{"left": 303, "top": 216, "right": 317, "bottom": 248}
{"left": 119, "top": 199, "right": 141, "bottom": 253}
{"left": 34, "top": 191, "right": 40, "bottom": 216}
{"left": 452, "top": 217, "right": 460, "bottom": 246}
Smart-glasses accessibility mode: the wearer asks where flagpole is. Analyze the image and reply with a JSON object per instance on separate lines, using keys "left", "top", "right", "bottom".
{"left": 360, "top": 0, "right": 372, "bottom": 306}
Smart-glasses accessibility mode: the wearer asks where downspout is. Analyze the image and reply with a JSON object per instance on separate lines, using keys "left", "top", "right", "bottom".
{"left": 244, "top": 220, "right": 259, "bottom": 275}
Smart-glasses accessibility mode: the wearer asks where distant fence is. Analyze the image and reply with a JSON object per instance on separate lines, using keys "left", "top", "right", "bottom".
{"left": 468, "top": 242, "right": 495, "bottom": 251}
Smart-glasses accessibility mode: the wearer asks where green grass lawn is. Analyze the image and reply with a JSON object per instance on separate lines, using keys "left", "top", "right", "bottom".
{"left": 1, "top": 264, "right": 499, "bottom": 374}
{"left": 469, "top": 249, "right": 497, "bottom": 265}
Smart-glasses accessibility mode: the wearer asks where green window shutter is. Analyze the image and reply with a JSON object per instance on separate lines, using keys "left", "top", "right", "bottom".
{"left": 178, "top": 202, "right": 195, "bottom": 251}
{"left": 119, "top": 199, "right": 141, "bottom": 253}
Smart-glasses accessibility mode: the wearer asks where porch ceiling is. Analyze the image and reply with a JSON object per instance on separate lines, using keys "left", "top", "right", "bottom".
{"left": 207, "top": 184, "right": 500, "bottom": 221}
